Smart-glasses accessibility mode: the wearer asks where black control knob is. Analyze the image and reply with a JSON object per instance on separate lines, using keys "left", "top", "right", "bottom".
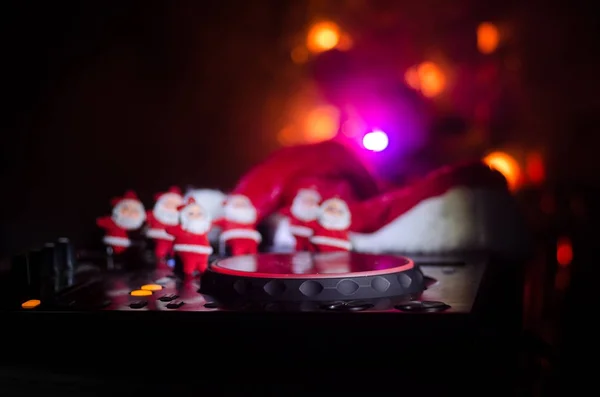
{"left": 55, "top": 238, "right": 75, "bottom": 289}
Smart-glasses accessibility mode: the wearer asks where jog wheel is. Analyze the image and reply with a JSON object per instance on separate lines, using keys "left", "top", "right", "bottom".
{"left": 201, "top": 251, "right": 424, "bottom": 305}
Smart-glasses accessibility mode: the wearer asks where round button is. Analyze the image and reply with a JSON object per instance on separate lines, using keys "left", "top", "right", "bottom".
{"left": 141, "top": 284, "right": 163, "bottom": 291}
{"left": 130, "top": 289, "right": 152, "bottom": 297}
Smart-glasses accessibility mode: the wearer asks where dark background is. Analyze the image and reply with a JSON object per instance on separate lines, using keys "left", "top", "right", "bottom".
{"left": 1, "top": 1, "right": 300, "bottom": 255}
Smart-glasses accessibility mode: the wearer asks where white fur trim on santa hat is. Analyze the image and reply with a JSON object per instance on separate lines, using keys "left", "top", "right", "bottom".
{"left": 183, "top": 189, "right": 226, "bottom": 220}
{"left": 349, "top": 187, "right": 530, "bottom": 255}
{"left": 272, "top": 187, "right": 529, "bottom": 257}
{"left": 173, "top": 244, "right": 213, "bottom": 255}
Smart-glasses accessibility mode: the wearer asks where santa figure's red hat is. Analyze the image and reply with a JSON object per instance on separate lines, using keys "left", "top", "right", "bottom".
{"left": 231, "top": 140, "right": 529, "bottom": 256}
{"left": 111, "top": 190, "right": 141, "bottom": 207}
{"left": 154, "top": 186, "right": 182, "bottom": 202}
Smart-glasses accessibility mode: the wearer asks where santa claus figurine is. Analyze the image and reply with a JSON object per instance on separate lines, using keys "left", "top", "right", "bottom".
{"left": 145, "top": 186, "right": 184, "bottom": 267}
{"left": 97, "top": 190, "right": 146, "bottom": 254}
{"left": 213, "top": 194, "right": 262, "bottom": 256}
{"left": 280, "top": 188, "right": 321, "bottom": 251}
{"left": 310, "top": 197, "right": 353, "bottom": 253}
{"left": 164, "top": 198, "right": 213, "bottom": 277}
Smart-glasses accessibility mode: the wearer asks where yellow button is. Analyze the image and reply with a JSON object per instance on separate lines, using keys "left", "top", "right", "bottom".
{"left": 141, "top": 284, "right": 163, "bottom": 291}
{"left": 130, "top": 289, "right": 152, "bottom": 297}
{"left": 22, "top": 299, "right": 41, "bottom": 309}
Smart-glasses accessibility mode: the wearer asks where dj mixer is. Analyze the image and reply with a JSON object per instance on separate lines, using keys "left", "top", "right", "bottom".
{"left": 0, "top": 239, "right": 524, "bottom": 393}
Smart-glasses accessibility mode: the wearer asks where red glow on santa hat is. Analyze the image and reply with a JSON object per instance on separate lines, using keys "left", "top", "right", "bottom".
{"left": 111, "top": 190, "right": 140, "bottom": 207}
{"left": 177, "top": 197, "right": 196, "bottom": 211}
{"left": 154, "top": 186, "right": 182, "bottom": 202}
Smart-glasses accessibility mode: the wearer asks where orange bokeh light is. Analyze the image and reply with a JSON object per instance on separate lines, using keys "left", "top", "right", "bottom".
{"left": 483, "top": 151, "right": 522, "bottom": 190}
{"left": 556, "top": 237, "right": 573, "bottom": 267}
{"left": 404, "top": 62, "right": 446, "bottom": 98}
{"left": 477, "top": 22, "right": 500, "bottom": 54}
{"left": 307, "top": 21, "right": 340, "bottom": 53}
{"left": 526, "top": 152, "right": 545, "bottom": 184}
{"left": 304, "top": 106, "right": 339, "bottom": 143}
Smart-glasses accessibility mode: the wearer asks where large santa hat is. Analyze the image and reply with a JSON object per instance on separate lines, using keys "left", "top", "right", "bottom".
{"left": 110, "top": 190, "right": 141, "bottom": 207}
{"left": 232, "top": 140, "right": 529, "bottom": 256}
{"left": 231, "top": 140, "right": 505, "bottom": 231}
{"left": 154, "top": 186, "right": 182, "bottom": 202}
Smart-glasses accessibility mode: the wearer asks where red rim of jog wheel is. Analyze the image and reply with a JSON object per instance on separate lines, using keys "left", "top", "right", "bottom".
{"left": 209, "top": 252, "right": 414, "bottom": 279}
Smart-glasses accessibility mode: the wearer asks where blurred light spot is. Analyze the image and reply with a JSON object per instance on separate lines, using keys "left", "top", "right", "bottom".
{"left": 404, "top": 66, "right": 420, "bottom": 89}
{"left": 416, "top": 62, "right": 446, "bottom": 98}
{"left": 362, "top": 130, "right": 389, "bottom": 152}
{"left": 483, "top": 151, "right": 522, "bottom": 190}
{"left": 304, "top": 106, "right": 339, "bottom": 143}
{"left": 291, "top": 46, "right": 309, "bottom": 64}
{"left": 307, "top": 21, "right": 340, "bottom": 53}
{"left": 526, "top": 152, "right": 545, "bottom": 184}
{"left": 556, "top": 237, "right": 573, "bottom": 267}
{"left": 477, "top": 22, "right": 500, "bottom": 54}
{"left": 337, "top": 33, "right": 353, "bottom": 51}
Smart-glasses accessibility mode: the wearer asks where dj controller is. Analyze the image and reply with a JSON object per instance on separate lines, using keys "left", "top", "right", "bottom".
{"left": 0, "top": 239, "right": 525, "bottom": 393}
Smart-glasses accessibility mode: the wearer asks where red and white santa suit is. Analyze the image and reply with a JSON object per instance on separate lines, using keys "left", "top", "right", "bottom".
{"left": 165, "top": 198, "right": 213, "bottom": 276}
{"left": 145, "top": 186, "right": 183, "bottom": 266}
{"left": 97, "top": 190, "right": 146, "bottom": 254}
{"left": 213, "top": 194, "right": 262, "bottom": 256}
{"left": 310, "top": 197, "right": 352, "bottom": 253}
{"left": 280, "top": 188, "right": 321, "bottom": 251}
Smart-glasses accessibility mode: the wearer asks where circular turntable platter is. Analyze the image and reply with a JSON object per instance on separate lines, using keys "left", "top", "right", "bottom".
{"left": 201, "top": 252, "right": 424, "bottom": 304}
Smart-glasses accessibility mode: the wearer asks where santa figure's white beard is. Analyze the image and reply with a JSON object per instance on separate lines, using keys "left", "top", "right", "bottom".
{"left": 224, "top": 205, "right": 256, "bottom": 224}
{"left": 319, "top": 213, "right": 351, "bottom": 231}
{"left": 181, "top": 217, "right": 211, "bottom": 235}
{"left": 290, "top": 202, "right": 318, "bottom": 222}
{"left": 114, "top": 214, "right": 145, "bottom": 230}
{"left": 153, "top": 206, "right": 179, "bottom": 226}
